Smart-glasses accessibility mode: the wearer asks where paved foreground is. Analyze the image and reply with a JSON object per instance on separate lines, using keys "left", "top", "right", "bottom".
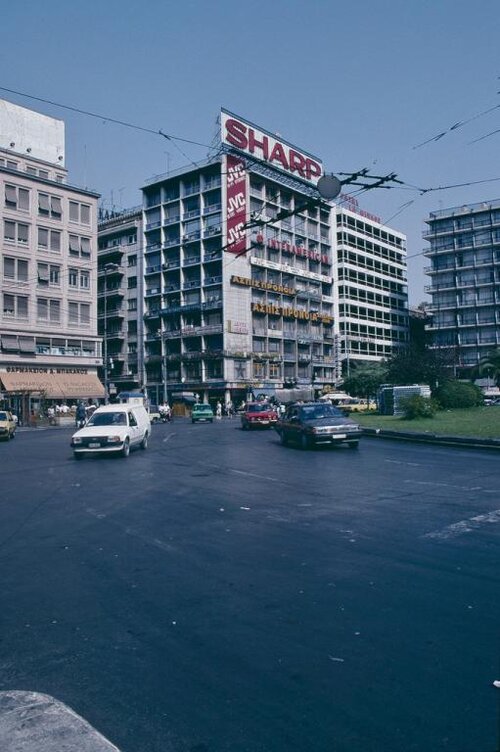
{"left": 0, "top": 421, "right": 499, "bottom": 752}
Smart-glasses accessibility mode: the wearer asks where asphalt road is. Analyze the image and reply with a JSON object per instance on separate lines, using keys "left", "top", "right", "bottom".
{"left": 0, "top": 420, "right": 499, "bottom": 752}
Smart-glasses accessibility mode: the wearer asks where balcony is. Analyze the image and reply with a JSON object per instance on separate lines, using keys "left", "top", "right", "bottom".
{"left": 183, "top": 280, "right": 201, "bottom": 290}
{"left": 164, "top": 215, "right": 180, "bottom": 225}
{"left": 184, "top": 256, "right": 201, "bottom": 266}
{"left": 145, "top": 220, "right": 161, "bottom": 231}
{"left": 145, "top": 288, "right": 162, "bottom": 298}
{"left": 182, "top": 232, "right": 201, "bottom": 243}
{"left": 203, "top": 203, "right": 222, "bottom": 214}
{"left": 204, "top": 226, "right": 222, "bottom": 238}
{"left": 98, "top": 264, "right": 124, "bottom": 277}
{"left": 204, "top": 275, "right": 222, "bottom": 286}
{"left": 203, "top": 178, "right": 221, "bottom": 191}
{"left": 164, "top": 238, "right": 180, "bottom": 248}
{"left": 184, "top": 209, "right": 200, "bottom": 219}
{"left": 145, "top": 264, "right": 161, "bottom": 275}
{"left": 98, "top": 285, "right": 124, "bottom": 297}
{"left": 163, "top": 259, "right": 180, "bottom": 270}
{"left": 164, "top": 283, "right": 181, "bottom": 293}
{"left": 204, "top": 251, "right": 222, "bottom": 262}
{"left": 145, "top": 242, "right": 161, "bottom": 253}
{"left": 164, "top": 329, "right": 181, "bottom": 339}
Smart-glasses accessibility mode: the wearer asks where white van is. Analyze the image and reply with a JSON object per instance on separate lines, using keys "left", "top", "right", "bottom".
{"left": 71, "top": 404, "right": 151, "bottom": 459}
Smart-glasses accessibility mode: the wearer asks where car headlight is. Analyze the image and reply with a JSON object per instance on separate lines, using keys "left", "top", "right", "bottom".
{"left": 72, "top": 437, "right": 82, "bottom": 444}
{"left": 106, "top": 435, "right": 123, "bottom": 444}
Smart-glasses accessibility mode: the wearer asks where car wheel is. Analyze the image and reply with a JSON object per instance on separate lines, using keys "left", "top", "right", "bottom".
{"left": 121, "top": 439, "right": 130, "bottom": 458}
{"left": 210, "top": 419, "right": 213, "bottom": 423}
{"left": 140, "top": 432, "right": 148, "bottom": 450}
{"left": 10, "top": 431, "right": 15, "bottom": 440}
{"left": 280, "top": 431, "right": 289, "bottom": 446}
{"left": 241, "top": 422, "right": 248, "bottom": 431}
{"left": 73, "top": 451, "right": 83, "bottom": 460}
{"left": 192, "top": 419, "right": 196, "bottom": 424}
{"left": 347, "top": 441, "right": 359, "bottom": 449}
{"left": 301, "top": 433, "right": 311, "bottom": 450}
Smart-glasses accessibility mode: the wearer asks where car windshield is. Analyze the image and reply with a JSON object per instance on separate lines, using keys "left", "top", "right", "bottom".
{"left": 87, "top": 412, "right": 127, "bottom": 427}
{"left": 300, "top": 405, "right": 344, "bottom": 421}
{"left": 0, "top": 411, "right": 8, "bottom": 420}
{"left": 248, "top": 403, "right": 271, "bottom": 413}
{"left": 195, "top": 405, "right": 211, "bottom": 411}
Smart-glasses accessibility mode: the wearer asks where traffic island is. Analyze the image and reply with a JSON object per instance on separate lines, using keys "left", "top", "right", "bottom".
{"left": 0, "top": 691, "right": 121, "bottom": 752}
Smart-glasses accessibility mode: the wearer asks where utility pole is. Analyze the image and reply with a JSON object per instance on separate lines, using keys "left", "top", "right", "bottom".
{"left": 103, "top": 262, "right": 119, "bottom": 403}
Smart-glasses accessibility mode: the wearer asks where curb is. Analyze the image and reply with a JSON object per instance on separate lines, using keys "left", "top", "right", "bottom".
{"left": 361, "top": 427, "right": 500, "bottom": 450}
{"left": 0, "top": 691, "right": 121, "bottom": 751}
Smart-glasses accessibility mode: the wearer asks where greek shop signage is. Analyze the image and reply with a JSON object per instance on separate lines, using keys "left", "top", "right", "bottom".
{"left": 5, "top": 366, "right": 89, "bottom": 374}
{"left": 231, "top": 274, "right": 295, "bottom": 297}
{"left": 221, "top": 109, "right": 323, "bottom": 186}
{"left": 256, "top": 234, "right": 329, "bottom": 264}
{"left": 251, "top": 302, "right": 332, "bottom": 324}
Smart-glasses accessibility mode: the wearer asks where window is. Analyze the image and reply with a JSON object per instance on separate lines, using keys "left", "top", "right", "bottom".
{"left": 69, "top": 268, "right": 78, "bottom": 287}
{"left": 3, "top": 257, "right": 28, "bottom": 282}
{"left": 128, "top": 298, "right": 137, "bottom": 311}
{"left": 68, "top": 301, "right": 90, "bottom": 326}
{"left": 5, "top": 185, "right": 30, "bottom": 211}
{"left": 38, "top": 193, "right": 62, "bottom": 219}
{"left": 37, "top": 227, "right": 61, "bottom": 252}
{"left": 128, "top": 234, "right": 137, "bottom": 244}
{"left": 4, "top": 220, "right": 29, "bottom": 244}
{"left": 3, "top": 293, "right": 28, "bottom": 318}
{"left": 128, "top": 276, "right": 137, "bottom": 290}
{"left": 128, "top": 254, "right": 137, "bottom": 267}
{"left": 80, "top": 271, "right": 90, "bottom": 289}
{"left": 37, "top": 298, "right": 61, "bottom": 322}
{"left": 69, "top": 201, "right": 91, "bottom": 225}
{"left": 234, "top": 360, "right": 247, "bottom": 379}
{"left": 69, "top": 234, "right": 91, "bottom": 258}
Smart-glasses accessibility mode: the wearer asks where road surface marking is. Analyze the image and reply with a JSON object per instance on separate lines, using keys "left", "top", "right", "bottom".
{"left": 162, "top": 433, "right": 176, "bottom": 443}
{"left": 424, "top": 508, "right": 500, "bottom": 540}
{"left": 229, "top": 468, "right": 279, "bottom": 482}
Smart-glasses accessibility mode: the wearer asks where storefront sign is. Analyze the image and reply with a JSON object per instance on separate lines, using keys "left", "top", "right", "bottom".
{"left": 251, "top": 302, "right": 332, "bottom": 324}
{"left": 256, "top": 234, "right": 329, "bottom": 264}
{"left": 221, "top": 109, "right": 323, "bottom": 186}
{"left": 227, "top": 320, "right": 249, "bottom": 335}
{"left": 250, "top": 256, "right": 331, "bottom": 284}
{"left": 225, "top": 154, "right": 247, "bottom": 254}
{"left": 5, "top": 366, "right": 89, "bottom": 374}
{"left": 338, "top": 193, "right": 381, "bottom": 224}
{"left": 231, "top": 274, "right": 295, "bottom": 297}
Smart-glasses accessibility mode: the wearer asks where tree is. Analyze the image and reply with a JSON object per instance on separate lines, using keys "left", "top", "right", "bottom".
{"left": 342, "top": 363, "right": 388, "bottom": 403}
{"left": 478, "top": 348, "right": 500, "bottom": 387}
{"left": 385, "top": 345, "right": 456, "bottom": 391}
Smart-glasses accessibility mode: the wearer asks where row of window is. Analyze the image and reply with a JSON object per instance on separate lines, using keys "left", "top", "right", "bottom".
{"left": 4, "top": 184, "right": 91, "bottom": 224}
{"left": 339, "top": 304, "right": 407, "bottom": 327}
{"left": 337, "top": 285, "right": 407, "bottom": 310}
{"left": 0, "top": 157, "right": 65, "bottom": 183}
{"left": 337, "top": 232, "right": 405, "bottom": 265}
{"left": 338, "top": 214, "right": 404, "bottom": 248}
{"left": 3, "top": 220, "right": 92, "bottom": 257}
{"left": 338, "top": 249, "right": 405, "bottom": 279}
{"left": 2, "top": 293, "right": 91, "bottom": 325}
{"left": 338, "top": 268, "right": 406, "bottom": 295}
{"left": 2, "top": 256, "right": 90, "bottom": 290}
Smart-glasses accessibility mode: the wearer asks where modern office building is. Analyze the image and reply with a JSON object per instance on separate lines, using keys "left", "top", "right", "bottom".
{"left": 139, "top": 109, "right": 408, "bottom": 406}
{"left": 0, "top": 99, "right": 102, "bottom": 420}
{"left": 141, "top": 109, "right": 338, "bottom": 406}
{"left": 335, "top": 195, "right": 408, "bottom": 370}
{"left": 423, "top": 199, "right": 500, "bottom": 371}
{"left": 97, "top": 207, "right": 144, "bottom": 396}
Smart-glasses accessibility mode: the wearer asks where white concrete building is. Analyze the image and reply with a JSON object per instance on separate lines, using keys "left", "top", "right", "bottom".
{"left": 0, "top": 100, "right": 102, "bottom": 422}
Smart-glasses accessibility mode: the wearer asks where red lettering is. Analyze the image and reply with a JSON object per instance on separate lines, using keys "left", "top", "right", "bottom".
{"left": 289, "top": 150, "right": 306, "bottom": 178}
{"left": 305, "top": 158, "right": 322, "bottom": 181}
{"left": 225, "top": 119, "right": 247, "bottom": 150}
{"left": 269, "top": 142, "right": 289, "bottom": 170}
{"left": 256, "top": 233, "right": 264, "bottom": 244}
{"left": 248, "top": 128, "right": 269, "bottom": 159}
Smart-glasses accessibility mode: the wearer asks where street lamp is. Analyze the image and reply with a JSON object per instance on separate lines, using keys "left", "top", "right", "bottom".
{"left": 103, "top": 262, "right": 119, "bottom": 403}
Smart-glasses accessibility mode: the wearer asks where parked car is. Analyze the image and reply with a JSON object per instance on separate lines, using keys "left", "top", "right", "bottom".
{"left": 241, "top": 402, "right": 278, "bottom": 430}
{"left": 71, "top": 404, "right": 151, "bottom": 459}
{"left": 275, "top": 402, "right": 362, "bottom": 449}
{"left": 148, "top": 404, "right": 161, "bottom": 423}
{"left": 192, "top": 403, "right": 214, "bottom": 423}
{"left": 0, "top": 410, "right": 16, "bottom": 441}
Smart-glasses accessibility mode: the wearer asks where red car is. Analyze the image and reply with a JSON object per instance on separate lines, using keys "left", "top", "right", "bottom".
{"left": 241, "top": 402, "right": 278, "bottom": 430}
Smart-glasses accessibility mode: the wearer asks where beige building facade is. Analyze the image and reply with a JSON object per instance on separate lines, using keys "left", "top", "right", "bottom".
{"left": 0, "top": 100, "right": 102, "bottom": 422}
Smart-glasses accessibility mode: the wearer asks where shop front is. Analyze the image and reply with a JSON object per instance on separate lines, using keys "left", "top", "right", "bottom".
{"left": 0, "top": 367, "right": 104, "bottom": 426}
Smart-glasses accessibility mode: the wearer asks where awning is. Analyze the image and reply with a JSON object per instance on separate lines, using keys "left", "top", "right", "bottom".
{"left": 0, "top": 371, "right": 104, "bottom": 399}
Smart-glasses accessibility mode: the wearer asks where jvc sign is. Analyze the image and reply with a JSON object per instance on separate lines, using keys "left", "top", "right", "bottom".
{"left": 225, "top": 154, "right": 247, "bottom": 255}
{"left": 221, "top": 109, "right": 323, "bottom": 187}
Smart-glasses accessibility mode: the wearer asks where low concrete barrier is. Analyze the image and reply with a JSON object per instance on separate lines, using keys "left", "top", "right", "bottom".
{"left": 362, "top": 427, "right": 500, "bottom": 449}
{"left": 0, "top": 691, "right": 121, "bottom": 752}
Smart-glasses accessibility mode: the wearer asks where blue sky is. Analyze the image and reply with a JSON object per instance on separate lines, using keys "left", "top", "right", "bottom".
{"left": 2, "top": 0, "right": 500, "bottom": 302}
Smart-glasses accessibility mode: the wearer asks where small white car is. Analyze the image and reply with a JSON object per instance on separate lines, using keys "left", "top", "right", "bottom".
{"left": 71, "top": 404, "right": 151, "bottom": 459}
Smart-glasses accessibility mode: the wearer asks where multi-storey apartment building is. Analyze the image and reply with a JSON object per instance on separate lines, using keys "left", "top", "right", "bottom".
{"left": 0, "top": 99, "right": 102, "bottom": 420}
{"left": 97, "top": 207, "right": 143, "bottom": 396}
{"left": 423, "top": 199, "right": 500, "bottom": 371}
{"left": 141, "top": 110, "right": 338, "bottom": 406}
{"left": 335, "top": 195, "right": 408, "bottom": 370}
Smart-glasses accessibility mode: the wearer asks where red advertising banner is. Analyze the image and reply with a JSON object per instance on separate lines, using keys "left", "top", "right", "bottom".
{"left": 225, "top": 154, "right": 247, "bottom": 255}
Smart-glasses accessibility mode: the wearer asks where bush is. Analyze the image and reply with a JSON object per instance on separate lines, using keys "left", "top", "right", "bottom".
{"left": 434, "top": 380, "right": 483, "bottom": 409}
{"left": 398, "top": 395, "right": 437, "bottom": 419}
